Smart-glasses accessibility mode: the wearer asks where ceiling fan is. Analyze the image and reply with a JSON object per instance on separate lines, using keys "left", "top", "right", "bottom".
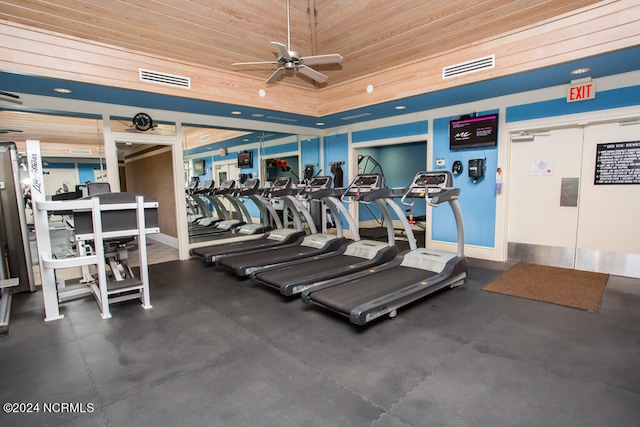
{"left": 232, "top": 0, "right": 343, "bottom": 85}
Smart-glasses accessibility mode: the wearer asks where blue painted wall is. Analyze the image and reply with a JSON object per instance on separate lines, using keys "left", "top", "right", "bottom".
{"left": 261, "top": 141, "right": 297, "bottom": 156}
{"left": 432, "top": 113, "right": 498, "bottom": 247}
{"left": 323, "top": 134, "right": 349, "bottom": 227}
{"left": 78, "top": 163, "right": 104, "bottom": 183}
{"left": 324, "top": 134, "right": 348, "bottom": 187}
{"left": 352, "top": 121, "right": 428, "bottom": 143}
{"left": 300, "top": 137, "right": 321, "bottom": 179}
{"left": 355, "top": 141, "right": 427, "bottom": 223}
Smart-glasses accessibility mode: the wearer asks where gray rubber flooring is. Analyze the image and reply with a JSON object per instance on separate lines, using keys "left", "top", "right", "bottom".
{"left": 1, "top": 258, "right": 639, "bottom": 426}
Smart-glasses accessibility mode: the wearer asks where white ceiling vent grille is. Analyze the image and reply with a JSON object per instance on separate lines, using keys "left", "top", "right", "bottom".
{"left": 442, "top": 55, "right": 495, "bottom": 79}
{"left": 199, "top": 134, "right": 211, "bottom": 143}
{"left": 139, "top": 69, "right": 191, "bottom": 89}
{"left": 69, "top": 148, "right": 92, "bottom": 155}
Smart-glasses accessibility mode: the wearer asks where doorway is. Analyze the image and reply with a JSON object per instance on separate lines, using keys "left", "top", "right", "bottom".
{"left": 115, "top": 141, "right": 180, "bottom": 260}
{"left": 507, "top": 121, "right": 640, "bottom": 278}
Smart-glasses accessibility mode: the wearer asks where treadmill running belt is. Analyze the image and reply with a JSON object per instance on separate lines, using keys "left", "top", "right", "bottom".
{"left": 310, "top": 266, "right": 435, "bottom": 314}
{"left": 192, "top": 235, "right": 271, "bottom": 259}
{"left": 220, "top": 245, "right": 331, "bottom": 271}
{"left": 255, "top": 255, "right": 364, "bottom": 285}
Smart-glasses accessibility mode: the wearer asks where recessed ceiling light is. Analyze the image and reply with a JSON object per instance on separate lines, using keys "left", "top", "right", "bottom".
{"left": 394, "top": 105, "right": 406, "bottom": 110}
{"left": 231, "top": 111, "right": 242, "bottom": 115}
{"left": 316, "top": 122, "right": 325, "bottom": 126}
{"left": 366, "top": 85, "right": 374, "bottom": 93}
{"left": 251, "top": 113, "right": 265, "bottom": 118}
{"left": 258, "top": 89, "right": 266, "bottom": 97}
{"left": 570, "top": 67, "right": 591, "bottom": 75}
{"left": 54, "top": 87, "right": 72, "bottom": 93}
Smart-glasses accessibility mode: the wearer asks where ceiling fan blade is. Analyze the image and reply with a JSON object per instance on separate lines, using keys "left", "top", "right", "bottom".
{"left": 297, "top": 65, "right": 328, "bottom": 84}
{"left": 271, "top": 42, "right": 292, "bottom": 62}
{"left": 300, "top": 54, "right": 343, "bottom": 66}
{"left": 232, "top": 61, "right": 279, "bottom": 66}
{"left": 266, "top": 67, "right": 286, "bottom": 84}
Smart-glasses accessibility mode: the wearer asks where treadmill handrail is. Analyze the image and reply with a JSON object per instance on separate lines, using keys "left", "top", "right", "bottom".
{"left": 281, "top": 195, "right": 316, "bottom": 233}
{"left": 428, "top": 188, "right": 461, "bottom": 205}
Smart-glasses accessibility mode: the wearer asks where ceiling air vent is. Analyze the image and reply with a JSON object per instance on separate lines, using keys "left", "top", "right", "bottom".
{"left": 341, "top": 113, "right": 372, "bottom": 121}
{"left": 442, "top": 55, "right": 495, "bottom": 79}
{"left": 199, "top": 134, "right": 211, "bottom": 143}
{"left": 139, "top": 69, "right": 191, "bottom": 89}
{"left": 69, "top": 149, "right": 92, "bottom": 155}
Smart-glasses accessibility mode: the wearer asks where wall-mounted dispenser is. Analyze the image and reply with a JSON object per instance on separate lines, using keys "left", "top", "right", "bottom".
{"left": 468, "top": 158, "right": 485, "bottom": 182}
{"left": 452, "top": 160, "right": 463, "bottom": 176}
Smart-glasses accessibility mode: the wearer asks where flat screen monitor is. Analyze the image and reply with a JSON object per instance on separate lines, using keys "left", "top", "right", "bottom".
{"left": 449, "top": 114, "right": 498, "bottom": 150}
{"left": 193, "top": 159, "right": 205, "bottom": 175}
{"left": 237, "top": 151, "right": 253, "bottom": 168}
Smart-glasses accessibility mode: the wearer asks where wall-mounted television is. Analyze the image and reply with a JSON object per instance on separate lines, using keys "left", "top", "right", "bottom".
{"left": 237, "top": 150, "right": 253, "bottom": 168}
{"left": 450, "top": 114, "right": 499, "bottom": 150}
{"left": 193, "top": 159, "right": 205, "bottom": 175}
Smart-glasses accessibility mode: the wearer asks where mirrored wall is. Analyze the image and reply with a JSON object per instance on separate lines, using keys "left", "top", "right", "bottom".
{"left": 182, "top": 127, "right": 321, "bottom": 245}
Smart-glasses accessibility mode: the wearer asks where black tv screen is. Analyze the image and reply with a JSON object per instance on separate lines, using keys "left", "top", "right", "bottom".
{"left": 193, "top": 159, "right": 205, "bottom": 175}
{"left": 450, "top": 114, "right": 498, "bottom": 150}
{"left": 237, "top": 151, "right": 253, "bottom": 168}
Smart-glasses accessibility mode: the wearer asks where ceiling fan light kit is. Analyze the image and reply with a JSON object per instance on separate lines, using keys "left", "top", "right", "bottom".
{"left": 232, "top": 0, "right": 342, "bottom": 85}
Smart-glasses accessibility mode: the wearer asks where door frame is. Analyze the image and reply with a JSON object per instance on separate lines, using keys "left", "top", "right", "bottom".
{"left": 103, "top": 118, "right": 185, "bottom": 257}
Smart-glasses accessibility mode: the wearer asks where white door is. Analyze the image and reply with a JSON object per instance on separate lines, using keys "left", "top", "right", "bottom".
{"left": 507, "top": 122, "right": 640, "bottom": 277}
{"left": 575, "top": 121, "right": 640, "bottom": 277}
{"left": 507, "top": 127, "right": 584, "bottom": 268}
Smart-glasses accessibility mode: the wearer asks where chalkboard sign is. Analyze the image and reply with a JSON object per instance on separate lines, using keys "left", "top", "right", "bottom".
{"left": 594, "top": 141, "right": 640, "bottom": 185}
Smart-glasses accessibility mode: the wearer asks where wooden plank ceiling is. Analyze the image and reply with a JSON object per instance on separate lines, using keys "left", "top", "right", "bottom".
{"left": 0, "top": 0, "right": 602, "bottom": 87}
{"left": 0, "top": 0, "right": 605, "bottom": 153}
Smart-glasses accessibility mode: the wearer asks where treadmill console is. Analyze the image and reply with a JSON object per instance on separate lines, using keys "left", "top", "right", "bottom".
{"left": 271, "top": 177, "right": 292, "bottom": 190}
{"left": 235, "top": 178, "right": 260, "bottom": 196}
{"left": 306, "top": 176, "right": 332, "bottom": 191}
{"left": 343, "top": 174, "right": 385, "bottom": 198}
{"left": 195, "top": 180, "right": 215, "bottom": 193}
{"left": 242, "top": 178, "right": 260, "bottom": 189}
{"left": 406, "top": 171, "right": 453, "bottom": 198}
{"left": 187, "top": 176, "right": 200, "bottom": 192}
{"left": 219, "top": 179, "right": 235, "bottom": 190}
{"left": 265, "top": 177, "right": 293, "bottom": 198}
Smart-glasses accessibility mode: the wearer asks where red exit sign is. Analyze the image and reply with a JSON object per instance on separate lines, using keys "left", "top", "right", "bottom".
{"left": 567, "top": 79, "right": 596, "bottom": 102}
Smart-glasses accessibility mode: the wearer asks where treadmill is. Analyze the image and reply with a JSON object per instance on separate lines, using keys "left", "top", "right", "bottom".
{"left": 301, "top": 171, "right": 467, "bottom": 326}
{"left": 217, "top": 177, "right": 352, "bottom": 277}
{"left": 189, "top": 180, "right": 226, "bottom": 228}
{"left": 250, "top": 174, "right": 402, "bottom": 296}
{"left": 192, "top": 178, "right": 260, "bottom": 239}
{"left": 188, "top": 179, "right": 235, "bottom": 237}
{"left": 195, "top": 180, "right": 229, "bottom": 227}
{"left": 190, "top": 176, "right": 321, "bottom": 264}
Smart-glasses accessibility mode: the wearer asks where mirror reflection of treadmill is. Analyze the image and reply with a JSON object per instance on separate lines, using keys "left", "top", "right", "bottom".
{"left": 216, "top": 176, "right": 350, "bottom": 277}
{"left": 301, "top": 171, "right": 467, "bottom": 326}
{"left": 190, "top": 177, "right": 316, "bottom": 264}
{"left": 189, "top": 179, "right": 262, "bottom": 241}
